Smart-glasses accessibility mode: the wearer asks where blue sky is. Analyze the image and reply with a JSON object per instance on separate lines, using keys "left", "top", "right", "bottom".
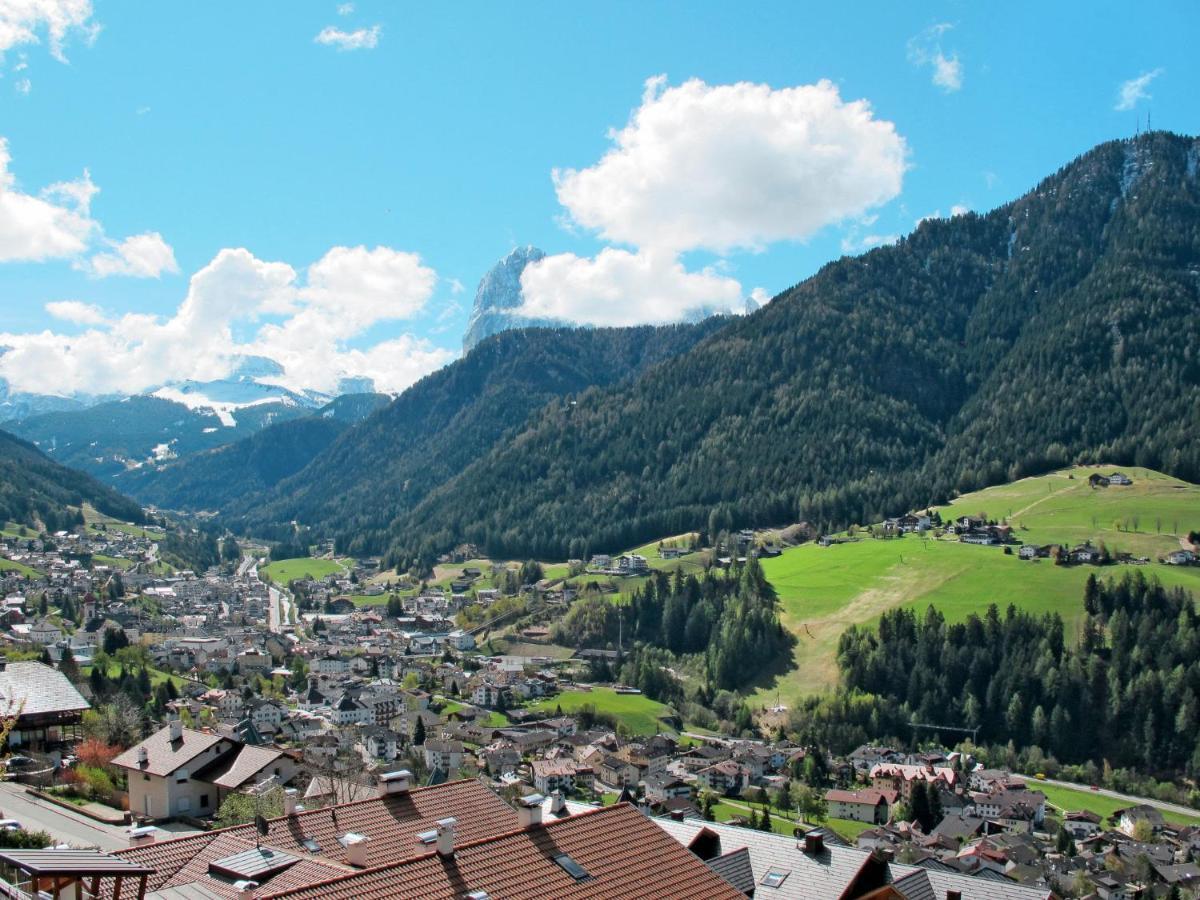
{"left": 0, "top": 1, "right": 1196, "bottom": 396}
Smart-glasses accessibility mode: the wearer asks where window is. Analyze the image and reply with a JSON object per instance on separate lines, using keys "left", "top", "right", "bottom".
{"left": 176, "top": 769, "right": 189, "bottom": 784}
{"left": 178, "top": 798, "right": 191, "bottom": 812}
{"left": 200, "top": 795, "right": 209, "bottom": 809}
{"left": 761, "top": 869, "right": 791, "bottom": 888}
{"left": 553, "top": 854, "right": 589, "bottom": 881}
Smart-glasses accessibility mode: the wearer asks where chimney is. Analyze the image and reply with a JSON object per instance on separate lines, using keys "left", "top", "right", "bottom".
{"left": 436, "top": 817, "right": 457, "bottom": 858}
{"left": 168, "top": 719, "right": 183, "bottom": 742}
{"left": 234, "top": 881, "right": 258, "bottom": 900}
{"left": 283, "top": 788, "right": 299, "bottom": 816}
{"left": 378, "top": 769, "right": 412, "bottom": 797}
{"left": 128, "top": 825, "right": 157, "bottom": 847}
{"left": 516, "top": 793, "right": 544, "bottom": 829}
{"left": 136, "top": 746, "right": 149, "bottom": 767}
{"left": 549, "top": 790, "right": 566, "bottom": 816}
{"left": 342, "top": 833, "right": 370, "bottom": 868}
{"left": 802, "top": 831, "right": 824, "bottom": 855}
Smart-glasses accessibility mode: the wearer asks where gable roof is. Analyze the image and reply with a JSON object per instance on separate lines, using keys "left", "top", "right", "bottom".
{"left": 193, "top": 744, "right": 287, "bottom": 790}
{"left": 117, "top": 779, "right": 514, "bottom": 893}
{"left": 0, "top": 660, "right": 90, "bottom": 717}
{"left": 111, "top": 726, "right": 227, "bottom": 777}
{"left": 707, "top": 846, "right": 756, "bottom": 895}
{"left": 261, "top": 803, "right": 742, "bottom": 900}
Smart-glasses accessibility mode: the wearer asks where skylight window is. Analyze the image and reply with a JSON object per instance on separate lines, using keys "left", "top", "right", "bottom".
{"left": 209, "top": 848, "right": 300, "bottom": 882}
{"left": 300, "top": 838, "right": 320, "bottom": 853}
{"left": 761, "top": 868, "right": 791, "bottom": 888}
{"left": 553, "top": 853, "right": 589, "bottom": 881}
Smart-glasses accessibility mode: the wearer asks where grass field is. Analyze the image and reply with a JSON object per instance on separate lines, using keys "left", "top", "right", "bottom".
{"left": 80, "top": 663, "right": 190, "bottom": 691}
{"left": 934, "top": 465, "right": 1200, "bottom": 558}
{"left": 1036, "top": 783, "right": 1200, "bottom": 827}
{"left": 0, "top": 557, "right": 41, "bottom": 576}
{"left": 261, "top": 557, "right": 349, "bottom": 584}
{"left": 753, "top": 466, "right": 1200, "bottom": 706}
{"left": 529, "top": 688, "right": 674, "bottom": 736}
{"left": 92, "top": 554, "right": 132, "bottom": 571}
{"left": 82, "top": 504, "right": 165, "bottom": 541}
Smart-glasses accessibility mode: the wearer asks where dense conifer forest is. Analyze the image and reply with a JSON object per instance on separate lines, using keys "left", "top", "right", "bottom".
{"left": 0, "top": 429, "right": 145, "bottom": 530}
{"left": 228, "top": 320, "right": 726, "bottom": 554}
{"left": 361, "top": 133, "right": 1200, "bottom": 569}
{"left": 798, "top": 573, "right": 1200, "bottom": 779}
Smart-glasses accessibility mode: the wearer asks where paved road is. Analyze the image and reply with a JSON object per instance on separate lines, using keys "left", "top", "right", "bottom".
{"left": 0, "top": 781, "right": 128, "bottom": 850}
{"left": 1021, "top": 774, "right": 1200, "bottom": 820}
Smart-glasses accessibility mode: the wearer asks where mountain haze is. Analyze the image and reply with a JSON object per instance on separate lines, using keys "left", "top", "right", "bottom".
{"left": 114, "top": 394, "right": 389, "bottom": 512}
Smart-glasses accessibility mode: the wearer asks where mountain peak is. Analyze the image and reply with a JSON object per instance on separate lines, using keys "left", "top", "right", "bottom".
{"left": 462, "top": 246, "right": 564, "bottom": 353}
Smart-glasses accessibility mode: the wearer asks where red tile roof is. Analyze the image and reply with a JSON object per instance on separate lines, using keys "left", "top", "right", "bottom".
{"left": 261, "top": 803, "right": 743, "bottom": 900}
{"left": 115, "top": 779, "right": 514, "bottom": 894}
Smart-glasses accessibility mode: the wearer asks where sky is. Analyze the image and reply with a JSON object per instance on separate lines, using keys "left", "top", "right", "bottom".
{"left": 0, "top": 0, "right": 1196, "bottom": 398}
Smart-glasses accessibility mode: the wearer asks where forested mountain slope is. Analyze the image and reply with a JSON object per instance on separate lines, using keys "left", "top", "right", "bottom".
{"left": 0, "top": 429, "right": 145, "bottom": 531}
{"left": 10, "top": 395, "right": 314, "bottom": 480}
{"left": 375, "top": 132, "right": 1200, "bottom": 566}
{"left": 115, "top": 394, "right": 389, "bottom": 512}
{"left": 229, "top": 321, "right": 727, "bottom": 554}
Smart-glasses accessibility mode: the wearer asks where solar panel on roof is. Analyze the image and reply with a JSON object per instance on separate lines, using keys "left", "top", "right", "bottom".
{"left": 553, "top": 853, "right": 589, "bottom": 881}
{"left": 208, "top": 847, "right": 300, "bottom": 882}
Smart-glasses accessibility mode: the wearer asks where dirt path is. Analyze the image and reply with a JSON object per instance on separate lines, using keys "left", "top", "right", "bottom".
{"left": 772, "top": 558, "right": 963, "bottom": 701}
{"left": 1009, "top": 482, "right": 1076, "bottom": 522}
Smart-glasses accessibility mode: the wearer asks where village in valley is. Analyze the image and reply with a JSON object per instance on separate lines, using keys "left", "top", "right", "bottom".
{"left": 0, "top": 465, "right": 1195, "bottom": 897}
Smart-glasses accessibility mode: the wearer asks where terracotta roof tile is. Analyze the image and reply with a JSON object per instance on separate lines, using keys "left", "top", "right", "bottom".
{"left": 117, "top": 779, "right": 514, "bottom": 891}
{"left": 261, "top": 804, "right": 743, "bottom": 900}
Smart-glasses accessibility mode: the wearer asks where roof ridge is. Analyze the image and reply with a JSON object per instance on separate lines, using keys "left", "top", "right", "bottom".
{"left": 260, "top": 802, "right": 633, "bottom": 898}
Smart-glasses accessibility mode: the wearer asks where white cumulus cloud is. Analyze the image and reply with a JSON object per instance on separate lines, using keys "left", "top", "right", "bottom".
{"left": 0, "top": 0, "right": 98, "bottom": 64}
{"left": 44, "top": 299, "right": 105, "bottom": 325}
{"left": 314, "top": 24, "right": 380, "bottom": 50}
{"left": 554, "top": 76, "right": 907, "bottom": 255}
{"left": 908, "top": 24, "right": 964, "bottom": 93}
{"left": 1115, "top": 68, "right": 1163, "bottom": 111}
{"left": 80, "top": 231, "right": 179, "bottom": 279}
{"left": 519, "top": 248, "right": 747, "bottom": 328}
{"left": 0, "top": 245, "right": 450, "bottom": 397}
{"left": 0, "top": 138, "right": 97, "bottom": 262}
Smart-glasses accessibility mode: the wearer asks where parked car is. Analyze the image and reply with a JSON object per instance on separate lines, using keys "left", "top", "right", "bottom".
{"left": 0, "top": 819, "right": 22, "bottom": 832}
{"left": 4, "top": 756, "right": 37, "bottom": 772}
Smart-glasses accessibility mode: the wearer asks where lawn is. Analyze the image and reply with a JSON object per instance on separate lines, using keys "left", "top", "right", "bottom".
{"left": 933, "top": 465, "right": 1200, "bottom": 559}
{"left": 0, "top": 557, "right": 41, "bottom": 577}
{"left": 1037, "top": 783, "right": 1200, "bottom": 828}
{"left": 753, "top": 465, "right": 1200, "bottom": 705}
{"left": 80, "top": 663, "right": 190, "bottom": 691}
{"left": 92, "top": 554, "right": 132, "bottom": 571}
{"left": 83, "top": 504, "right": 165, "bottom": 541}
{"left": 261, "top": 557, "right": 349, "bottom": 584}
{"left": 529, "top": 688, "right": 674, "bottom": 736}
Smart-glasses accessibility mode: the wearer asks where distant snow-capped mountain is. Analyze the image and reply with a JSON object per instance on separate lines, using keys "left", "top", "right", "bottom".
{"left": 1, "top": 353, "right": 387, "bottom": 480}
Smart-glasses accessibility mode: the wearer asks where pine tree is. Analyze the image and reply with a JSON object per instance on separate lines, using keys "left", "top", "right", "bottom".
{"left": 909, "top": 781, "right": 931, "bottom": 832}
{"left": 413, "top": 716, "right": 426, "bottom": 746}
